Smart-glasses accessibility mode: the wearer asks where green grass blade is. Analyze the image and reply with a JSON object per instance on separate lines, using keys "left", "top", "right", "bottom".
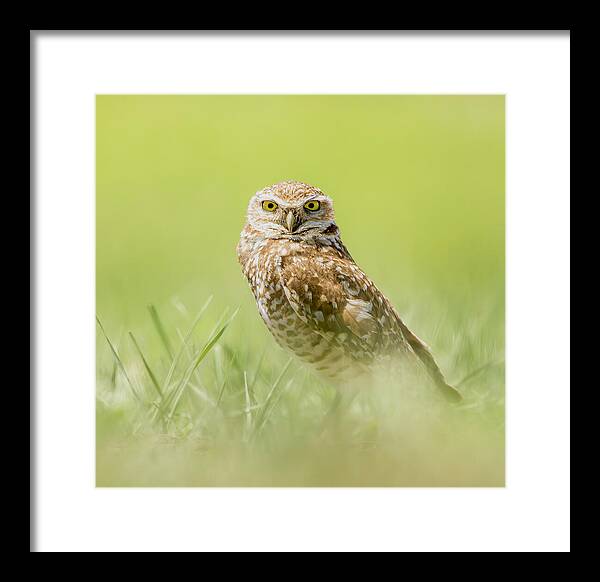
{"left": 204, "top": 308, "right": 230, "bottom": 349}
{"left": 262, "top": 378, "right": 294, "bottom": 430}
{"left": 248, "top": 347, "right": 267, "bottom": 405}
{"left": 109, "top": 328, "right": 124, "bottom": 390}
{"left": 160, "top": 304, "right": 229, "bottom": 412}
{"left": 189, "top": 383, "right": 216, "bottom": 407}
{"left": 215, "top": 379, "right": 227, "bottom": 408}
{"left": 96, "top": 316, "right": 142, "bottom": 403}
{"left": 128, "top": 331, "right": 163, "bottom": 398}
{"left": 161, "top": 296, "right": 213, "bottom": 393}
{"left": 456, "top": 359, "right": 504, "bottom": 388}
{"left": 251, "top": 358, "right": 293, "bottom": 439}
{"left": 147, "top": 304, "right": 174, "bottom": 360}
{"left": 165, "top": 333, "right": 226, "bottom": 422}
{"left": 243, "top": 371, "right": 253, "bottom": 437}
{"left": 165, "top": 309, "right": 239, "bottom": 424}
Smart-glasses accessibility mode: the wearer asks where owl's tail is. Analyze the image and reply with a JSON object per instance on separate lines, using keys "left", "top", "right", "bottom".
{"left": 399, "top": 322, "right": 463, "bottom": 403}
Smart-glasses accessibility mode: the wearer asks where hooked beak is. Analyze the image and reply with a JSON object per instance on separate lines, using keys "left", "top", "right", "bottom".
{"left": 286, "top": 211, "right": 296, "bottom": 233}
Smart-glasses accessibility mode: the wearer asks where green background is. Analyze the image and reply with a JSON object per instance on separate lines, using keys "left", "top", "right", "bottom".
{"left": 97, "top": 95, "right": 504, "bottom": 327}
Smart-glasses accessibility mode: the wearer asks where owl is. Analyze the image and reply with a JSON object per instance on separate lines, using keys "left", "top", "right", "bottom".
{"left": 237, "top": 180, "right": 461, "bottom": 401}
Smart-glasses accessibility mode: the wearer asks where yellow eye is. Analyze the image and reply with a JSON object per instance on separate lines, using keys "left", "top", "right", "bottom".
{"left": 262, "top": 200, "right": 278, "bottom": 212}
{"left": 303, "top": 200, "right": 321, "bottom": 212}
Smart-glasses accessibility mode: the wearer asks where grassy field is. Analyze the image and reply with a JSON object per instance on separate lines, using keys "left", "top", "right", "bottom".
{"left": 96, "top": 95, "right": 505, "bottom": 487}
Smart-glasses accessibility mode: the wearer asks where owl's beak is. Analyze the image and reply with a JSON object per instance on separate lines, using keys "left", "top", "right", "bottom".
{"left": 286, "top": 211, "right": 296, "bottom": 233}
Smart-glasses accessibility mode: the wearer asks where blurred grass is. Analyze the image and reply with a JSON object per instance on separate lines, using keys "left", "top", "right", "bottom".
{"left": 96, "top": 95, "right": 504, "bottom": 487}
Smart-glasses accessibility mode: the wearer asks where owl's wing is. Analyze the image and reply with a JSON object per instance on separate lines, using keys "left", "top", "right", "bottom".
{"left": 278, "top": 253, "right": 462, "bottom": 401}
{"left": 277, "top": 253, "right": 407, "bottom": 356}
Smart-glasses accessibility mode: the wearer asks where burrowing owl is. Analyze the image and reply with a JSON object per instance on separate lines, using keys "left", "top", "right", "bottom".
{"left": 237, "top": 180, "right": 461, "bottom": 401}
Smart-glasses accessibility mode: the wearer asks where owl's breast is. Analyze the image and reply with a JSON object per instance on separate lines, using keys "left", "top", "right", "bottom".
{"left": 240, "top": 242, "right": 293, "bottom": 326}
{"left": 245, "top": 249, "right": 304, "bottom": 341}
{"left": 240, "top": 241, "right": 369, "bottom": 381}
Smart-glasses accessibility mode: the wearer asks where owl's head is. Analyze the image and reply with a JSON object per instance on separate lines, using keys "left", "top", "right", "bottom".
{"left": 244, "top": 180, "right": 338, "bottom": 240}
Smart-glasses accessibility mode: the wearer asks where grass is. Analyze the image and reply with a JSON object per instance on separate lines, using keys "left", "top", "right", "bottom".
{"left": 96, "top": 95, "right": 505, "bottom": 487}
{"left": 96, "top": 290, "right": 504, "bottom": 487}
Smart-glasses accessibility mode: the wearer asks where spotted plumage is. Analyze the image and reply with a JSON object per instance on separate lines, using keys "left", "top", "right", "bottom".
{"left": 237, "top": 180, "right": 461, "bottom": 400}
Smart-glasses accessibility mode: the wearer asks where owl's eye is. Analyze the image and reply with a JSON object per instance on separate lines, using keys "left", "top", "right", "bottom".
{"left": 303, "top": 200, "right": 321, "bottom": 212}
{"left": 262, "top": 200, "right": 278, "bottom": 212}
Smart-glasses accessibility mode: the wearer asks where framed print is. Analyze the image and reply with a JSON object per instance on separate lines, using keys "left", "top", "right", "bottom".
{"left": 32, "top": 30, "right": 570, "bottom": 553}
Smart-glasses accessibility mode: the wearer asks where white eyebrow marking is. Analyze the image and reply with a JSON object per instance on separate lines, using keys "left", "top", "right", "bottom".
{"left": 257, "top": 194, "right": 287, "bottom": 206}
